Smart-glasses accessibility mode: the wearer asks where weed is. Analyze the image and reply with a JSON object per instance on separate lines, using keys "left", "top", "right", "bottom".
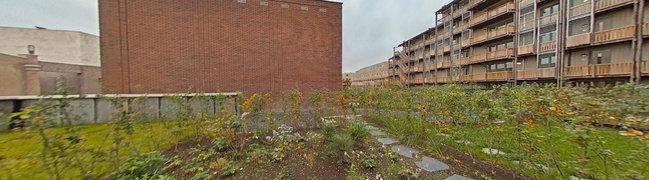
{"left": 112, "top": 151, "right": 168, "bottom": 180}
{"left": 346, "top": 123, "right": 370, "bottom": 144}
{"left": 220, "top": 162, "right": 238, "bottom": 177}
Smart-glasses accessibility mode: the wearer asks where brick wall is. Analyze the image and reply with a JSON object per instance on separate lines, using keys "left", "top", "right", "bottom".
{"left": 99, "top": 0, "right": 342, "bottom": 96}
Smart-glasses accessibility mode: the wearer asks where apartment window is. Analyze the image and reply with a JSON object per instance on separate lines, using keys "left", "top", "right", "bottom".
{"left": 538, "top": 53, "right": 557, "bottom": 68}
{"left": 488, "top": 62, "right": 513, "bottom": 72}
{"left": 519, "top": 31, "right": 534, "bottom": 45}
{"left": 542, "top": 4, "right": 559, "bottom": 17}
{"left": 539, "top": 31, "right": 556, "bottom": 43}
{"left": 569, "top": 17, "right": 591, "bottom": 36}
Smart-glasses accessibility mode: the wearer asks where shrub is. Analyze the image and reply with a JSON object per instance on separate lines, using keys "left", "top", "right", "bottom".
{"left": 322, "top": 123, "right": 337, "bottom": 139}
{"left": 345, "top": 123, "right": 370, "bottom": 144}
{"left": 112, "top": 151, "right": 169, "bottom": 180}
{"left": 328, "top": 133, "right": 354, "bottom": 155}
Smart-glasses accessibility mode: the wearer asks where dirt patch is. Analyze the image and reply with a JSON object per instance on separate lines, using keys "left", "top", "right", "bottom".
{"left": 363, "top": 115, "right": 388, "bottom": 129}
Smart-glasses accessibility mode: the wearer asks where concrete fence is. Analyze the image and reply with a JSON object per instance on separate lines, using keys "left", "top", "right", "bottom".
{"left": 0, "top": 93, "right": 240, "bottom": 130}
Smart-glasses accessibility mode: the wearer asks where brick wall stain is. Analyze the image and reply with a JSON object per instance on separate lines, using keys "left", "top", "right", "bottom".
{"left": 99, "top": 0, "right": 342, "bottom": 96}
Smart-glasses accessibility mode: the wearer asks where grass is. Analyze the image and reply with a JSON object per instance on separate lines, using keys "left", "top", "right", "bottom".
{"left": 372, "top": 115, "right": 649, "bottom": 179}
{"left": 0, "top": 120, "right": 194, "bottom": 180}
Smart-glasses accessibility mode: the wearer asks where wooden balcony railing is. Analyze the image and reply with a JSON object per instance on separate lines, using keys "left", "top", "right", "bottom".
{"left": 565, "top": 62, "right": 634, "bottom": 77}
{"left": 569, "top": 2, "right": 592, "bottom": 19}
{"left": 470, "top": 33, "right": 488, "bottom": 44}
{"left": 469, "top": 54, "right": 487, "bottom": 63}
{"left": 487, "top": 71, "right": 513, "bottom": 81}
{"left": 539, "top": 13, "right": 558, "bottom": 27}
{"left": 461, "top": 39, "right": 471, "bottom": 47}
{"left": 593, "top": 62, "right": 633, "bottom": 75}
{"left": 517, "top": 69, "right": 537, "bottom": 79}
{"left": 444, "top": 45, "right": 451, "bottom": 52}
{"left": 443, "top": 61, "right": 452, "bottom": 68}
{"left": 566, "top": 33, "right": 591, "bottom": 47}
{"left": 412, "top": 79, "right": 424, "bottom": 84}
{"left": 453, "top": 24, "right": 468, "bottom": 34}
{"left": 465, "top": 73, "right": 487, "bottom": 81}
{"left": 643, "top": 23, "right": 649, "bottom": 36}
{"left": 460, "top": 58, "right": 469, "bottom": 65}
{"left": 429, "top": 50, "right": 436, "bottom": 57}
{"left": 594, "top": 25, "right": 635, "bottom": 43}
{"left": 517, "top": 68, "right": 556, "bottom": 79}
{"left": 437, "top": 76, "right": 450, "bottom": 83}
{"left": 539, "top": 41, "right": 557, "bottom": 52}
{"left": 595, "top": 0, "right": 633, "bottom": 11}
{"left": 470, "top": 0, "right": 486, "bottom": 8}
{"left": 518, "top": 44, "right": 535, "bottom": 55}
{"left": 487, "top": 48, "right": 514, "bottom": 61}
{"left": 489, "top": 24, "right": 516, "bottom": 39}
{"left": 642, "top": 61, "right": 649, "bottom": 74}
{"left": 470, "top": 13, "right": 488, "bottom": 27}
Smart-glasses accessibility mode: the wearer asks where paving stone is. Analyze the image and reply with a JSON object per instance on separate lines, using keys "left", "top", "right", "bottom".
{"left": 391, "top": 145, "right": 418, "bottom": 158}
{"left": 512, "top": 161, "right": 549, "bottom": 172}
{"left": 370, "top": 130, "right": 386, "bottom": 136}
{"left": 444, "top": 174, "right": 473, "bottom": 180}
{"left": 415, "top": 156, "right": 449, "bottom": 173}
{"left": 481, "top": 148, "right": 507, "bottom": 156}
{"left": 377, "top": 138, "right": 398, "bottom": 145}
{"left": 454, "top": 140, "right": 473, "bottom": 145}
{"left": 366, "top": 125, "right": 378, "bottom": 130}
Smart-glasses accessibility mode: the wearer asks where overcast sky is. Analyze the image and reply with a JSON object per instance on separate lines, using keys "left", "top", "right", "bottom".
{"left": 0, "top": 0, "right": 451, "bottom": 73}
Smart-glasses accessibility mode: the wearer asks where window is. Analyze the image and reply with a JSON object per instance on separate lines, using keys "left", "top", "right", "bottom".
{"left": 542, "top": 4, "right": 559, "bottom": 17}
{"left": 569, "top": 17, "right": 591, "bottom": 36}
{"left": 591, "top": 50, "right": 611, "bottom": 64}
{"left": 538, "top": 53, "right": 557, "bottom": 68}
{"left": 540, "top": 31, "right": 556, "bottom": 43}
{"left": 519, "top": 31, "right": 534, "bottom": 45}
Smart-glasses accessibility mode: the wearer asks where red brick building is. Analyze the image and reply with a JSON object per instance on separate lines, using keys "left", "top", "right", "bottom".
{"left": 99, "top": 0, "right": 342, "bottom": 95}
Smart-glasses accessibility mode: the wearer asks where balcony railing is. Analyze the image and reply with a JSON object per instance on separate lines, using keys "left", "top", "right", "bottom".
{"left": 539, "top": 41, "right": 557, "bottom": 52}
{"left": 489, "top": 24, "right": 516, "bottom": 39}
{"left": 470, "top": 0, "right": 486, "bottom": 8}
{"left": 443, "top": 61, "right": 452, "bottom": 68}
{"left": 437, "top": 76, "right": 450, "bottom": 83}
{"left": 469, "top": 54, "right": 487, "bottom": 63}
{"left": 569, "top": 2, "right": 592, "bottom": 19}
{"left": 595, "top": 0, "right": 633, "bottom": 11}
{"left": 593, "top": 62, "right": 633, "bottom": 75}
{"left": 642, "top": 61, "right": 649, "bottom": 74}
{"left": 517, "top": 68, "right": 556, "bottom": 79}
{"left": 429, "top": 50, "right": 436, "bottom": 56}
{"left": 461, "top": 39, "right": 471, "bottom": 47}
{"left": 594, "top": 25, "right": 636, "bottom": 43}
{"left": 565, "top": 62, "right": 634, "bottom": 77}
{"left": 460, "top": 58, "right": 469, "bottom": 65}
{"left": 487, "top": 71, "right": 513, "bottom": 81}
{"left": 444, "top": 45, "right": 451, "bottom": 52}
{"left": 453, "top": 24, "right": 468, "bottom": 34}
{"left": 539, "top": 13, "right": 558, "bottom": 27}
{"left": 487, "top": 48, "right": 515, "bottom": 61}
{"left": 469, "top": 2, "right": 515, "bottom": 27}
{"left": 566, "top": 33, "right": 591, "bottom": 47}
{"left": 464, "top": 73, "right": 487, "bottom": 82}
{"left": 518, "top": 44, "right": 535, "bottom": 55}
{"left": 470, "top": 33, "right": 488, "bottom": 44}
{"left": 643, "top": 23, "right": 649, "bottom": 36}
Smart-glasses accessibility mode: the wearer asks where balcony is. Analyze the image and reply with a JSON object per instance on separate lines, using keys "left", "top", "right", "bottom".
{"left": 443, "top": 61, "right": 452, "bottom": 68}
{"left": 539, "top": 13, "right": 558, "bottom": 27}
{"left": 437, "top": 76, "right": 450, "bottom": 83}
{"left": 487, "top": 48, "right": 515, "bottom": 61}
{"left": 464, "top": 73, "right": 487, "bottom": 82}
{"left": 642, "top": 61, "right": 649, "bottom": 74}
{"left": 517, "top": 68, "right": 556, "bottom": 79}
{"left": 488, "top": 24, "right": 516, "bottom": 39}
{"left": 470, "top": 2, "right": 516, "bottom": 27}
{"left": 643, "top": 23, "right": 649, "bottom": 36}
{"left": 519, "top": 18, "right": 535, "bottom": 31}
{"left": 470, "top": 33, "right": 488, "bottom": 44}
{"left": 461, "top": 39, "right": 471, "bottom": 47}
{"left": 595, "top": 0, "right": 633, "bottom": 11}
{"left": 412, "top": 66, "right": 424, "bottom": 72}
{"left": 469, "top": 54, "right": 487, "bottom": 64}
{"left": 453, "top": 24, "right": 468, "bottom": 34}
{"left": 565, "top": 62, "right": 634, "bottom": 77}
{"left": 429, "top": 50, "right": 436, "bottom": 57}
{"left": 444, "top": 45, "right": 451, "bottom": 52}
{"left": 593, "top": 25, "right": 636, "bottom": 44}
{"left": 566, "top": 33, "right": 591, "bottom": 47}
{"left": 487, "top": 71, "right": 513, "bottom": 81}
{"left": 518, "top": 44, "right": 535, "bottom": 55}
{"left": 412, "top": 79, "right": 424, "bottom": 84}
{"left": 569, "top": 2, "right": 592, "bottom": 19}
{"left": 539, "top": 41, "right": 557, "bottom": 53}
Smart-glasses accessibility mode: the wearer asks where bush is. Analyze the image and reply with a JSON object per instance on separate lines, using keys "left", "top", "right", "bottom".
{"left": 328, "top": 133, "right": 354, "bottom": 155}
{"left": 322, "top": 123, "right": 337, "bottom": 139}
{"left": 112, "top": 151, "right": 169, "bottom": 180}
{"left": 345, "top": 123, "right": 370, "bottom": 144}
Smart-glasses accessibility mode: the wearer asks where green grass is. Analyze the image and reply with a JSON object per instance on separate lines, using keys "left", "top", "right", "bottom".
{"left": 0, "top": 120, "right": 195, "bottom": 180}
{"left": 372, "top": 115, "right": 649, "bottom": 180}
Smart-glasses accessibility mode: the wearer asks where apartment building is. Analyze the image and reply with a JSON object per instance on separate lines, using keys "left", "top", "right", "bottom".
{"left": 389, "top": 0, "right": 649, "bottom": 87}
{"left": 346, "top": 61, "right": 390, "bottom": 86}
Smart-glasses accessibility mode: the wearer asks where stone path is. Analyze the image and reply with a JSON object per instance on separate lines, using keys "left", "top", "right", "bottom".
{"left": 391, "top": 145, "right": 419, "bottom": 158}
{"left": 370, "top": 130, "right": 386, "bottom": 136}
{"left": 415, "top": 156, "right": 449, "bottom": 173}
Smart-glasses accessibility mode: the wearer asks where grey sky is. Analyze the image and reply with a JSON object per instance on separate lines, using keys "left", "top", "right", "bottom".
{"left": 0, "top": 0, "right": 451, "bottom": 72}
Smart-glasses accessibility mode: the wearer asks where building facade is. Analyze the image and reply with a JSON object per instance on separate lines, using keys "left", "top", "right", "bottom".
{"left": 346, "top": 61, "right": 390, "bottom": 86}
{"left": 390, "top": 0, "right": 649, "bottom": 87}
{"left": 0, "top": 27, "right": 101, "bottom": 95}
{"left": 99, "top": 0, "right": 342, "bottom": 96}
